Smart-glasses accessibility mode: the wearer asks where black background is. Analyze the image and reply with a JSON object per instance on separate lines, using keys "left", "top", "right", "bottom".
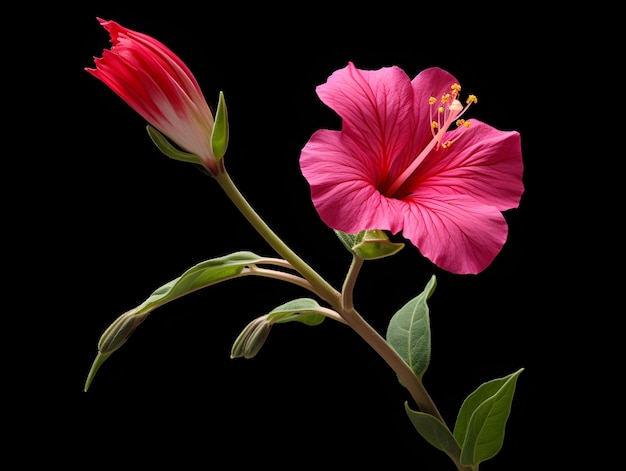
{"left": 13, "top": 3, "right": 607, "bottom": 470}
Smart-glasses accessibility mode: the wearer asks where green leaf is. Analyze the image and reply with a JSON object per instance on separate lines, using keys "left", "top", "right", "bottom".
{"left": 456, "top": 368, "right": 524, "bottom": 468}
{"left": 146, "top": 125, "right": 204, "bottom": 165}
{"left": 266, "top": 298, "right": 327, "bottom": 326}
{"left": 84, "top": 251, "right": 266, "bottom": 391}
{"left": 133, "top": 251, "right": 264, "bottom": 314}
{"left": 334, "top": 229, "right": 404, "bottom": 260}
{"left": 385, "top": 275, "right": 437, "bottom": 379}
{"left": 404, "top": 403, "right": 461, "bottom": 463}
{"left": 211, "top": 91, "right": 229, "bottom": 160}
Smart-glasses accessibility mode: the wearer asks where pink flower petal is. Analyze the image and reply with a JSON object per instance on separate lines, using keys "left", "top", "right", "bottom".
{"left": 300, "top": 129, "right": 405, "bottom": 233}
{"left": 414, "top": 120, "right": 524, "bottom": 211}
{"left": 400, "top": 193, "right": 510, "bottom": 274}
{"left": 316, "top": 62, "right": 416, "bottom": 178}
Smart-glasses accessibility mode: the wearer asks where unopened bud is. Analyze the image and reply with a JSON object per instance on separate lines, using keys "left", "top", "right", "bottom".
{"left": 230, "top": 316, "right": 272, "bottom": 359}
{"left": 98, "top": 308, "right": 149, "bottom": 355}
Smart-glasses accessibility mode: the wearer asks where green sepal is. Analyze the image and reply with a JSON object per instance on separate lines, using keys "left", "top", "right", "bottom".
{"left": 84, "top": 251, "right": 267, "bottom": 391}
{"left": 266, "top": 298, "right": 327, "bottom": 326}
{"left": 386, "top": 275, "right": 436, "bottom": 380}
{"left": 211, "top": 91, "right": 229, "bottom": 160}
{"left": 404, "top": 404, "right": 462, "bottom": 464}
{"left": 455, "top": 368, "right": 524, "bottom": 468}
{"left": 335, "top": 229, "right": 404, "bottom": 260}
{"left": 146, "top": 125, "right": 204, "bottom": 165}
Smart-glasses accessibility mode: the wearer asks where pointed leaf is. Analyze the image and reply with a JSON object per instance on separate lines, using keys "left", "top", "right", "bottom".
{"left": 136, "top": 251, "right": 264, "bottom": 314}
{"left": 456, "top": 368, "right": 524, "bottom": 467}
{"left": 404, "top": 403, "right": 461, "bottom": 462}
{"left": 211, "top": 91, "right": 229, "bottom": 160}
{"left": 83, "top": 352, "right": 112, "bottom": 392}
{"left": 85, "top": 251, "right": 266, "bottom": 391}
{"left": 385, "top": 275, "right": 437, "bottom": 379}
{"left": 266, "top": 298, "right": 328, "bottom": 326}
{"left": 146, "top": 125, "right": 204, "bottom": 165}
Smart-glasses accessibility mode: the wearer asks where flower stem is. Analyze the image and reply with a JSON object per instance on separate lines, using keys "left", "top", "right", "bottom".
{"left": 215, "top": 171, "right": 341, "bottom": 307}
{"left": 340, "top": 255, "right": 448, "bottom": 418}
{"left": 214, "top": 169, "right": 455, "bottom": 445}
{"left": 341, "top": 254, "right": 363, "bottom": 311}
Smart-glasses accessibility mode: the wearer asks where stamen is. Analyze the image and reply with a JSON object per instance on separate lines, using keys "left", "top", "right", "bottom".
{"left": 442, "top": 119, "right": 472, "bottom": 149}
{"left": 385, "top": 83, "right": 478, "bottom": 196}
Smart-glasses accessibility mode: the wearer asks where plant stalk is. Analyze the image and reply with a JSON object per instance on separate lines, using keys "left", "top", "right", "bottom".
{"left": 215, "top": 170, "right": 461, "bottom": 461}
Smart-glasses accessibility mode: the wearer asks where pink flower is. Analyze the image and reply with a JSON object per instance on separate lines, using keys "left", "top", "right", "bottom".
{"left": 86, "top": 18, "right": 220, "bottom": 175}
{"left": 300, "top": 63, "right": 524, "bottom": 274}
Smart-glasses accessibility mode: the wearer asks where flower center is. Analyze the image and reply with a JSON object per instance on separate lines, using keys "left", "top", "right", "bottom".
{"left": 386, "top": 83, "right": 477, "bottom": 197}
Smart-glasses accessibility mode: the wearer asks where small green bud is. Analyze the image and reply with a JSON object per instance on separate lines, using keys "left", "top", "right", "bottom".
{"left": 230, "top": 316, "right": 272, "bottom": 359}
{"left": 98, "top": 308, "right": 149, "bottom": 355}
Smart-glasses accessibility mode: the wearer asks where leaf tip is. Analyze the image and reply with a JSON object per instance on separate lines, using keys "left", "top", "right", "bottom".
{"left": 83, "top": 351, "right": 111, "bottom": 392}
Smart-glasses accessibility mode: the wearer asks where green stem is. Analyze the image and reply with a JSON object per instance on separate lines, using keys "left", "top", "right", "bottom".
{"left": 215, "top": 171, "right": 341, "bottom": 309}
{"left": 340, "top": 304, "right": 445, "bottom": 421}
{"left": 341, "top": 254, "right": 363, "bottom": 311}
{"left": 214, "top": 169, "right": 454, "bottom": 444}
{"left": 339, "top": 255, "right": 449, "bottom": 426}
